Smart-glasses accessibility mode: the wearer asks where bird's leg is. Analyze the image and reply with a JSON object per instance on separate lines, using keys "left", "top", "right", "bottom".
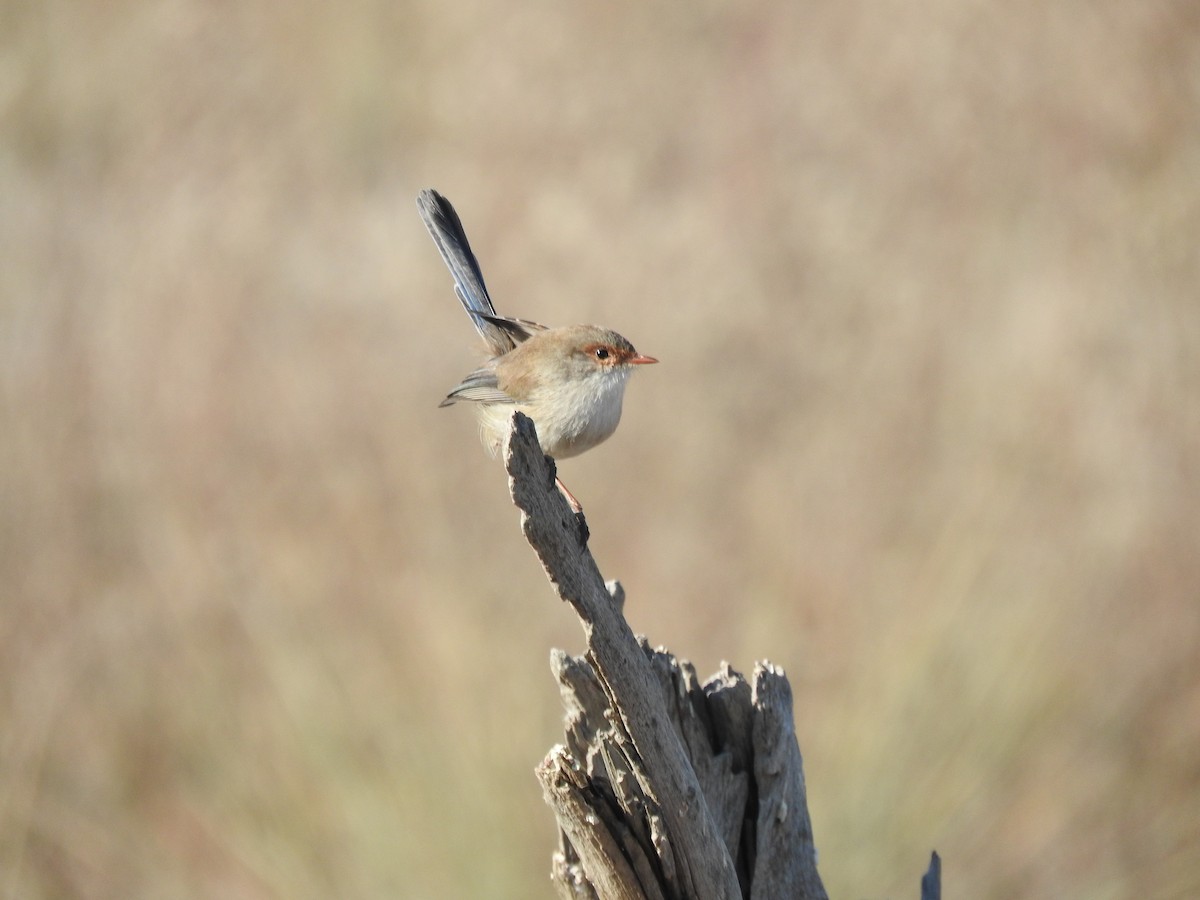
{"left": 555, "top": 475, "right": 589, "bottom": 545}
{"left": 541, "top": 453, "right": 588, "bottom": 543}
{"left": 555, "top": 475, "right": 582, "bottom": 513}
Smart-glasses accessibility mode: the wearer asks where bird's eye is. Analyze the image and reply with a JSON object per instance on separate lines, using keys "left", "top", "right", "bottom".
{"left": 594, "top": 346, "right": 611, "bottom": 360}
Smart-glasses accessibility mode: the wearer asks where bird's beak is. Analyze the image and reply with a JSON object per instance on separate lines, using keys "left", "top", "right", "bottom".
{"left": 628, "top": 354, "right": 659, "bottom": 365}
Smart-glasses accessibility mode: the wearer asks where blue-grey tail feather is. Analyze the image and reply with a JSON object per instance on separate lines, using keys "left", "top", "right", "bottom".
{"left": 417, "top": 189, "right": 518, "bottom": 354}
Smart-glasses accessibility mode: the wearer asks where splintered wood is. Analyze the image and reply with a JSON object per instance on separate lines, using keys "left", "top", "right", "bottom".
{"left": 504, "top": 413, "right": 827, "bottom": 900}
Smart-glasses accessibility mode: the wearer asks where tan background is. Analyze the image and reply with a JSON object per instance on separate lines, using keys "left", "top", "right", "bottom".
{"left": 4, "top": 2, "right": 1198, "bottom": 897}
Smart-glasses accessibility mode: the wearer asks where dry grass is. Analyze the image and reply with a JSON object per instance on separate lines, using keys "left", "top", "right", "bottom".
{"left": 3, "top": 1, "right": 1199, "bottom": 897}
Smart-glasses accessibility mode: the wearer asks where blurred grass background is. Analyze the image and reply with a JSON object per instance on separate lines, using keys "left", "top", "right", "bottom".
{"left": 3, "top": 1, "right": 1199, "bottom": 897}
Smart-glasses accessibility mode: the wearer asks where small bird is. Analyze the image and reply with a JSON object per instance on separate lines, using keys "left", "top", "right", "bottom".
{"left": 417, "top": 189, "right": 657, "bottom": 510}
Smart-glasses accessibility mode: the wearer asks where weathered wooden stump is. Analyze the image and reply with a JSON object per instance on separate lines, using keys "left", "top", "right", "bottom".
{"left": 503, "top": 412, "right": 939, "bottom": 900}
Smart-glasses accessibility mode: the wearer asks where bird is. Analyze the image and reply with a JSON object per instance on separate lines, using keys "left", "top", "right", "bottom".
{"left": 417, "top": 188, "right": 657, "bottom": 511}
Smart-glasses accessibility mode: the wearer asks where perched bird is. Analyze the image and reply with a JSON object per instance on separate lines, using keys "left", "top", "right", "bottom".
{"left": 417, "top": 189, "right": 657, "bottom": 510}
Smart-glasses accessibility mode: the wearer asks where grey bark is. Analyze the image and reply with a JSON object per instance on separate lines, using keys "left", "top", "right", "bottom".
{"left": 503, "top": 412, "right": 935, "bottom": 899}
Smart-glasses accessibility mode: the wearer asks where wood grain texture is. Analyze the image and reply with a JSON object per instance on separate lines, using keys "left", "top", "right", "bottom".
{"left": 505, "top": 412, "right": 837, "bottom": 899}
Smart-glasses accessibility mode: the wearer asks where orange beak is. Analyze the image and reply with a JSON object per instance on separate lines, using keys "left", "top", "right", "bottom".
{"left": 628, "top": 354, "right": 659, "bottom": 365}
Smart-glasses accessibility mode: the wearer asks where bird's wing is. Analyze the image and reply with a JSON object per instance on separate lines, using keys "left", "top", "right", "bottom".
{"left": 417, "top": 189, "right": 520, "bottom": 355}
{"left": 438, "top": 367, "right": 516, "bottom": 407}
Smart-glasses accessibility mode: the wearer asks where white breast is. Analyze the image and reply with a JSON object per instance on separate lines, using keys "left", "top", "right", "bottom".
{"left": 475, "top": 367, "right": 631, "bottom": 459}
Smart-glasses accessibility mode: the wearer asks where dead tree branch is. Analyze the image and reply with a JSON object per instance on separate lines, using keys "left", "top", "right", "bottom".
{"left": 503, "top": 411, "right": 935, "bottom": 899}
